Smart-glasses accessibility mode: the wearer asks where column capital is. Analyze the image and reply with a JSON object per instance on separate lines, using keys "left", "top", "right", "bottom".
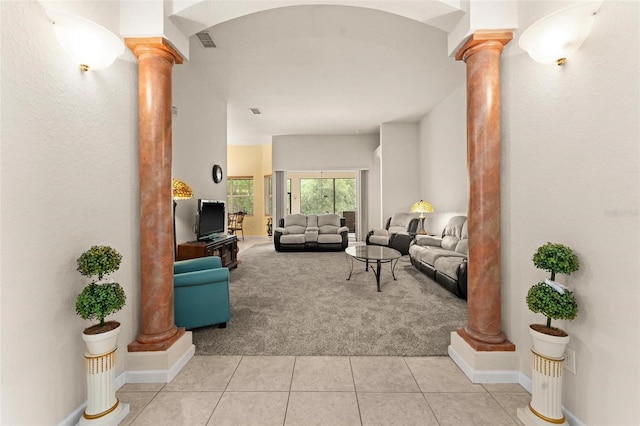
{"left": 125, "top": 37, "right": 184, "bottom": 65}
{"left": 455, "top": 31, "right": 514, "bottom": 62}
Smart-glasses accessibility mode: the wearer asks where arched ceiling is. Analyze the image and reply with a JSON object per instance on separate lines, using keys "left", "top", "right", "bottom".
{"left": 171, "top": 2, "right": 467, "bottom": 145}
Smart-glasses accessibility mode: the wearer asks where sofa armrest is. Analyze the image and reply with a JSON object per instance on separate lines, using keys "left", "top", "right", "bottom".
{"left": 174, "top": 268, "right": 229, "bottom": 288}
{"left": 338, "top": 226, "right": 349, "bottom": 234}
{"left": 306, "top": 226, "right": 319, "bottom": 232}
{"left": 174, "top": 256, "right": 222, "bottom": 274}
{"left": 274, "top": 227, "right": 288, "bottom": 234}
{"left": 414, "top": 235, "right": 442, "bottom": 247}
{"left": 372, "top": 228, "right": 389, "bottom": 237}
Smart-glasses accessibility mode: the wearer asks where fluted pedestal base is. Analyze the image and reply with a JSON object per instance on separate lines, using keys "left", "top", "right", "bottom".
{"left": 78, "top": 348, "right": 130, "bottom": 425}
{"left": 518, "top": 349, "right": 568, "bottom": 426}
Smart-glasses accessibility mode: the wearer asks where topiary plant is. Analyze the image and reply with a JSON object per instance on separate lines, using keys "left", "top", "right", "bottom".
{"left": 75, "top": 246, "right": 126, "bottom": 332}
{"left": 527, "top": 242, "right": 580, "bottom": 332}
{"left": 532, "top": 242, "right": 579, "bottom": 281}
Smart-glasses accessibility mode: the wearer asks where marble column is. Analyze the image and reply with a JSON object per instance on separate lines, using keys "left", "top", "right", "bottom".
{"left": 455, "top": 32, "right": 515, "bottom": 351}
{"left": 125, "top": 38, "right": 185, "bottom": 352}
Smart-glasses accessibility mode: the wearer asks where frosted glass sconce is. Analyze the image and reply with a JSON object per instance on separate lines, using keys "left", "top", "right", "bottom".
{"left": 47, "top": 10, "right": 124, "bottom": 71}
{"left": 519, "top": 1, "right": 602, "bottom": 66}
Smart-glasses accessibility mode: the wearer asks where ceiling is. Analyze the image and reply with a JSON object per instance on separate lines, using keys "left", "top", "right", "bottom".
{"left": 183, "top": 4, "right": 466, "bottom": 145}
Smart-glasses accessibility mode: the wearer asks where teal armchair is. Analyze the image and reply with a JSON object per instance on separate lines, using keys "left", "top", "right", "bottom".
{"left": 174, "top": 257, "right": 230, "bottom": 330}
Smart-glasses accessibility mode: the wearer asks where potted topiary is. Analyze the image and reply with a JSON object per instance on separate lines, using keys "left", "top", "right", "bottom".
{"left": 75, "top": 245, "right": 126, "bottom": 355}
{"left": 526, "top": 242, "right": 579, "bottom": 358}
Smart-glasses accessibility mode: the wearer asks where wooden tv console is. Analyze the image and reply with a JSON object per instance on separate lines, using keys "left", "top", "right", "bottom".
{"left": 176, "top": 234, "right": 238, "bottom": 269}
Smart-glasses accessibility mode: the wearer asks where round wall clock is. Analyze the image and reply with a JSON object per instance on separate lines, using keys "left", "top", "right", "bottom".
{"left": 212, "top": 164, "right": 223, "bottom": 183}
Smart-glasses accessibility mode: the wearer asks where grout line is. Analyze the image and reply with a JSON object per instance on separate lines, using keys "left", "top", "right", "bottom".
{"left": 349, "top": 356, "right": 364, "bottom": 425}
{"left": 282, "top": 356, "right": 298, "bottom": 426}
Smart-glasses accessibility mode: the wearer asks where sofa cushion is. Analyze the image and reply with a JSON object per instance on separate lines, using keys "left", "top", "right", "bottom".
{"left": 317, "top": 234, "right": 343, "bottom": 244}
{"left": 318, "top": 214, "right": 340, "bottom": 234}
{"left": 389, "top": 212, "right": 419, "bottom": 228}
{"left": 409, "top": 245, "right": 466, "bottom": 266}
{"left": 442, "top": 216, "right": 466, "bottom": 239}
{"left": 305, "top": 229, "right": 318, "bottom": 242}
{"left": 307, "top": 215, "right": 319, "bottom": 228}
{"left": 455, "top": 239, "right": 468, "bottom": 255}
{"left": 280, "top": 234, "right": 306, "bottom": 245}
{"left": 415, "top": 235, "right": 442, "bottom": 247}
{"left": 284, "top": 214, "right": 308, "bottom": 234}
{"left": 441, "top": 236, "right": 460, "bottom": 251}
{"left": 434, "top": 256, "right": 465, "bottom": 280}
{"left": 369, "top": 235, "right": 390, "bottom": 246}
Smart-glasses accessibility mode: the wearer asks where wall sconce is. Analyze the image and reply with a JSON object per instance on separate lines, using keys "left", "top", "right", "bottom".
{"left": 518, "top": 1, "right": 602, "bottom": 66}
{"left": 47, "top": 10, "right": 124, "bottom": 71}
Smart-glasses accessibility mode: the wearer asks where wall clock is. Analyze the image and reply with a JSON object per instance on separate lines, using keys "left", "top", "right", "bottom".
{"left": 212, "top": 164, "right": 223, "bottom": 183}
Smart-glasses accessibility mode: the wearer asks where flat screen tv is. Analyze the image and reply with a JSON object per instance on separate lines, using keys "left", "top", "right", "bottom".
{"left": 196, "top": 199, "right": 226, "bottom": 241}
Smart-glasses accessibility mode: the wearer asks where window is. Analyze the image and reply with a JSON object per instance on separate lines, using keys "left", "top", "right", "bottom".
{"left": 264, "top": 175, "right": 272, "bottom": 216}
{"left": 300, "top": 178, "right": 355, "bottom": 215}
{"left": 227, "top": 177, "right": 254, "bottom": 215}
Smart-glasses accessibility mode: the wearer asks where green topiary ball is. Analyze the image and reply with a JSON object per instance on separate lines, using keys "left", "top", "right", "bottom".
{"left": 77, "top": 246, "right": 122, "bottom": 281}
{"left": 532, "top": 242, "right": 579, "bottom": 280}
{"left": 76, "top": 282, "right": 126, "bottom": 326}
{"left": 526, "top": 282, "right": 578, "bottom": 328}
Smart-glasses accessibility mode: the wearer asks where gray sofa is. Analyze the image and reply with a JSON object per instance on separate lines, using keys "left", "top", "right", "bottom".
{"left": 408, "top": 215, "right": 468, "bottom": 299}
{"left": 274, "top": 213, "right": 349, "bottom": 252}
{"left": 366, "top": 212, "right": 420, "bottom": 255}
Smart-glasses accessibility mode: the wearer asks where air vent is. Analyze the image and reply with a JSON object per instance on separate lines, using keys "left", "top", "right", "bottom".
{"left": 249, "top": 108, "right": 261, "bottom": 115}
{"left": 196, "top": 31, "right": 217, "bottom": 48}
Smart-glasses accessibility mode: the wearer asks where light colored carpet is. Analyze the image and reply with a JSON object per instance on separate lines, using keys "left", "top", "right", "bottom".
{"left": 192, "top": 243, "right": 467, "bottom": 356}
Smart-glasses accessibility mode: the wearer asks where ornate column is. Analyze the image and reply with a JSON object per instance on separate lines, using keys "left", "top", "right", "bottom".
{"left": 125, "top": 37, "right": 185, "bottom": 352}
{"left": 455, "top": 31, "right": 515, "bottom": 351}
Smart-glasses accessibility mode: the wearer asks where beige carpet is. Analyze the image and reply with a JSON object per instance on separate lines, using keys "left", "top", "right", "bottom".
{"left": 192, "top": 243, "right": 467, "bottom": 356}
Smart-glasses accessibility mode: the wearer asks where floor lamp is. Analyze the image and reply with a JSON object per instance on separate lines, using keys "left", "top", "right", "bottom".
{"left": 172, "top": 178, "right": 194, "bottom": 260}
{"left": 411, "top": 200, "right": 434, "bottom": 235}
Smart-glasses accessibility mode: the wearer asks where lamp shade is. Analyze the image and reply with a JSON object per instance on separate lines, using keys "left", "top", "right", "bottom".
{"left": 172, "top": 179, "right": 193, "bottom": 200}
{"left": 411, "top": 200, "right": 434, "bottom": 214}
{"left": 48, "top": 10, "right": 124, "bottom": 70}
{"left": 518, "top": 1, "right": 601, "bottom": 65}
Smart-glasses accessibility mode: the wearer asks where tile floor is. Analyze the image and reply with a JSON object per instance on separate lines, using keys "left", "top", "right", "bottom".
{"left": 117, "top": 356, "right": 530, "bottom": 425}
{"left": 120, "top": 237, "right": 530, "bottom": 425}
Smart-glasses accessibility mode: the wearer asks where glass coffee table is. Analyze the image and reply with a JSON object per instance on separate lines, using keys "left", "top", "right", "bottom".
{"left": 345, "top": 245, "right": 402, "bottom": 292}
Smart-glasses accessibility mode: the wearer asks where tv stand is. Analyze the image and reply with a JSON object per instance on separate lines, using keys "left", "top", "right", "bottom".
{"left": 176, "top": 234, "right": 238, "bottom": 269}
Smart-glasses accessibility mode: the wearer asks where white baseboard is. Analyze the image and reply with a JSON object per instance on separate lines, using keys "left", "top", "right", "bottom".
{"left": 126, "top": 344, "right": 195, "bottom": 383}
{"left": 448, "top": 344, "right": 520, "bottom": 383}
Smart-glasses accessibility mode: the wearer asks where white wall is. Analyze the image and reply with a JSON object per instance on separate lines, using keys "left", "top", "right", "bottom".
{"left": 272, "top": 134, "right": 381, "bottom": 229}
{"left": 172, "top": 55, "right": 228, "bottom": 245}
{"left": 502, "top": 1, "right": 639, "bottom": 424}
{"left": 1, "top": 1, "right": 139, "bottom": 424}
{"left": 417, "top": 84, "right": 467, "bottom": 235}
{"left": 379, "top": 122, "right": 420, "bottom": 223}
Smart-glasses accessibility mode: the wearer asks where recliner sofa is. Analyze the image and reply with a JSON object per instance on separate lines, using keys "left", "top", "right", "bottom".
{"left": 366, "top": 212, "right": 420, "bottom": 255}
{"left": 174, "top": 256, "right": 230, "bottom": 329}
{"left": 274, "top": 213, "right": 349, "bottom": 251}
{"left": 408, "top": 215, "right": 468, "bottom": 299}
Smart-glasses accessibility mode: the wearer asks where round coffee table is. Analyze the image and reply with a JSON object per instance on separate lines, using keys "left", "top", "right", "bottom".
{"left": 345, "top": 245, "right": 402, "bottom": 292}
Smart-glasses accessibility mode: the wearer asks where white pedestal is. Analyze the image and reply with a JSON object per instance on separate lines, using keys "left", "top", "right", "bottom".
{"left": 78, "top": 348, "right": 129, "bottom": 425}
{"left": 517, "top": 349, "right": 568, "bottom": 426}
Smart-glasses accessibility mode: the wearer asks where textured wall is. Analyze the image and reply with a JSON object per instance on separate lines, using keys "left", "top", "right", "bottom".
{"left": 1, "top": 1, "right": 139, "bottom": 424}
{"left": 502, "top": 1, "right": 640, "bottom": 424}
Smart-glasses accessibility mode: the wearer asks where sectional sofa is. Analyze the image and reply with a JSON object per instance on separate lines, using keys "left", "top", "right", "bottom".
{"left": 274, "top": 213, "right": 349, "bottom": 251}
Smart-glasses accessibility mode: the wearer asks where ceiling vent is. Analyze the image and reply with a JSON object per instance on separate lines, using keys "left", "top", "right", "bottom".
{"left": 249, "top": 108, "right": 261, "bottom": 115}
{"left": 195, "top": 31, "right": 217, "bottom": 48}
